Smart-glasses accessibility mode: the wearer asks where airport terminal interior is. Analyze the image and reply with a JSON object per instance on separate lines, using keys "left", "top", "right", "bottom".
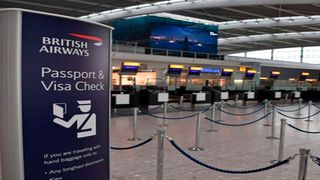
{"left": 3, "top": 0, "right": 320, "bottom": 180}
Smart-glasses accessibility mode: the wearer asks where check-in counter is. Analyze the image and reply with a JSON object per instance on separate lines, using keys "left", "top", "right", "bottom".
{"left": 243, "top": 91, "right": 256, "bottom": 105}
{"left": 139, "top": 90, "right": 169, "bottom": 109}
{"left": 191, "top": 92, "right": 212, "bottom": 104}
{"left": 301, "top": 90, "right": 320, "bottom": 101}
{"left": 257, "top": 90, "right": 283, "bottom": 101}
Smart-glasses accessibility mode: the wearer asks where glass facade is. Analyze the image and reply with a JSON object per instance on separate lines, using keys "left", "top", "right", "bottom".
{"left": 229, "top": 46, "right": 320, "bottom": 64}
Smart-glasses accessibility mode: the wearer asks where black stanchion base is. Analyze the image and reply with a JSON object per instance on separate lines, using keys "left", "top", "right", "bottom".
{"left": 266, "top": 136, "right": 279, "bottom": 140}
{"left": 296, "top": 113, "right": 303, "bottom": 116}
{"left": 128, "top": 138, "right": 142, "bottom": 141}
{"left": 305, "top": 120, "right": 313, "bottom": 122}
{"left": 263, "top": 124, "right": 272, "bottom": 127}
{"left": 189, "top": 147, "right": 204, "bottom": 151}
{"left": 207, "top": 129, "right": 218, "bottom": 133}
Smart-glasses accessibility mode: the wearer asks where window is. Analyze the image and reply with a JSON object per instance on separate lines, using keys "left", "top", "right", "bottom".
{"left": 303, "top": 46, "right": 320, "bottom": 64}
{"left": 246, "top": 50, "right": 272, "bottom": 59}
{"left": 273, "top": 47, "right": 301, "bottom": 62}
{"left": 229, "top": 52, "right": 245, "bottom": 57}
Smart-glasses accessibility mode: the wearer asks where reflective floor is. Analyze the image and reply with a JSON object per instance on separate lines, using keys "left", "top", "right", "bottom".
{"left": 1, "top": 101, "right": 320, "bottom": 180}
{"left": 110, "top": 101, "right": 320, "bottom": 180}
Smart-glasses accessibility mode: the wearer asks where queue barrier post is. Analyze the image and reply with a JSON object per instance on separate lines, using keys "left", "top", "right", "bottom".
{"left": 306, "top": 101, "right": 312, "bottom": 122}
{"left": 264, "top": 99, "right": 271, "bottom": 126}
{"left": 207, "top": 103, "right": 218, "bottom": 133}
{"left": 297, "top": 148, "right": 310, "bottom": 180}
{"left": 278, "top": 119, "right": 287, "bottom": 161}
{"left": 296, "top": 98, "right": 303, "bottom": 116}
{"left": 161, "top": 102, "right": 169, "bottom": 127}
{"left": 189, "top": 112, "right": 204, "bottom": 151}
{"left": 128, "top": 107, "right": 141, "bottom": 141}
{"left": 266, "top": 106, "right": 279, "bottom": 140}
{"left": 157, "top": 130, "right": 165, "bottom": 180}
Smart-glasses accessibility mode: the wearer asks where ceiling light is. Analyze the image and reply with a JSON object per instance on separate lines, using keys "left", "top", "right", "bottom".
{"left": 153, "top": 1, "right": 169, "bottom": 6}
{"left": 168, "top": 0, "right": 185, "bottom": 3}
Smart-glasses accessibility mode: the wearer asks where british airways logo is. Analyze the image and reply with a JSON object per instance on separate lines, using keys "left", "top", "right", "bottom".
{"left": 39, "top": 33, "right": 103, "bottom": 57}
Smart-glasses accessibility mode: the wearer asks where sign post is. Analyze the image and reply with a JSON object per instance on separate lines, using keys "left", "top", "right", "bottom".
{"left": 0, "top": 9, "right": 112, "bottom": 180}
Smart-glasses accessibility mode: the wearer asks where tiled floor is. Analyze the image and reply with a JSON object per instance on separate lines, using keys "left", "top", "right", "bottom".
{"left": 110, "top": 101, "right": 320, "bottom": 180}
{"left": 1, "top": 101, "right": 320, "bottom": 180}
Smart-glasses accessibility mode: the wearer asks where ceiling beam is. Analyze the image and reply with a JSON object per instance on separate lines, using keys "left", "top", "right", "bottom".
{"left": 221, "top": 7, "right": 268, "bottom": 18}
{"left": 303, "top": 26, "right": 320, "bottom": 31}
{"left": 1, "top": 0, "right": 93, "bottom": 13}
{"left": 262, "top": 5, "right": 307, "bottom": 16}
{"left": 62, "top": 0, "right": 115, "bottom": 8}
{"left": 224, "top": 44, "right": 253, "bottom": 48}
{"left": 183, "top": 9, "right": 235, "bottom": 21}
{"left": 271, "top": 27, "right": 320, "bottom": 44}
{"left": 219, "top": 16, "right": 320, "bottom": 30}
{"left": 83, "top": 0, "right": 320, "bottom": 21}
{"left": 219, "top": 31, "right": 320, "bottom": 45}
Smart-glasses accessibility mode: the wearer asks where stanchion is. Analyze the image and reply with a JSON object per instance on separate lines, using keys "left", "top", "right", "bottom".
{"left": 160, "top": 102, "right": 169, "bottom": 127}
{"left": 284, "top": 93, "right": 289, "bottom": 103}
{"left": 128, "top": 107, "right": 141, "bottom": 141}
{"left": 297, "top": 148, "right": 310, "bottom": 180}
{"left": 296, "top": 98, "right": 303, "bottom": 116}
{"left": 220, "top": 100, "right": 224, "bottom": 121}
{"left": 264, "top": 99, "right": 271, "bottom": 126}
{"left": 276, "top": 119, "right": 286, "bottom": 162}
{"left": 157, "top": 130, "right": 165, "bottom": 180}
{"left": 235, "top": 94, "right": 239, "bottom": 103}
{"left": 266, "top": 106, "right": 279, "bottom": 140}
{"left": 207, "top": 103, "right": 218, "bottom": 133}
{"left": 305, "top": 101, "right": 312, "bottom": 122}
{"left": 221, "top": 100, "right": 224, "bottom": 110}
{"left": 179, "top": 96, "right": 184, "bottom": 104}
{"left": 189, "top": 112, "right": 204, "bottom": 151}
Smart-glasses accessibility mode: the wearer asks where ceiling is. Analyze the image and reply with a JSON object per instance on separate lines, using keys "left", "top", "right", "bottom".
{"left": 1, "top": 0, "right": 320, "bottom": 53}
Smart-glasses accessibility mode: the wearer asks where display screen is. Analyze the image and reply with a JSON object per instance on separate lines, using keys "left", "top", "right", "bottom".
{"left": 221, "top": 72, "right": 233, "bottom": 77}
{"left": 121, "top": 65, "right": 139, "bottom": 73}
{"left": 188, "top": 69, "right": 201, "bottom": 76}
{"left": 167, "top": 68, "right": 182, "bottom": 75}
{"left": 202, "top": 67, "right": 220, "bottom": 74}
{"left": 150, "top": 24, "right": 218, "bottom": 53}
{"left": 270, "top": 73, "right": 279, "bottom": 79}
{"left": 245, "top": 72, "right": 255, "bottom": 79}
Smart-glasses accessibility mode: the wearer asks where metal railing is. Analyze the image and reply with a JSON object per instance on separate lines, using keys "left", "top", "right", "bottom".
{"left": 112, "top": 40, "right": 225, "bottom": 60}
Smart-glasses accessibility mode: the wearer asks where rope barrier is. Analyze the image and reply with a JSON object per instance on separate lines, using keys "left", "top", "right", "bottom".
{"left": 312, "top": 104, "right": 320, "bottom": 110}
{"left": 310, "top": 155, "right": 320, "bottom": 167}
{"left": 277, "top": 110, "right": 320, "bottom": 120}
{"left": 139, "top": 105, "right": 162, "bottom": 114}
{"left": 142, "top": 111, "right": 199, "bottom": 120}
{"left": 203, "top": 112, "right": 271, "bottom": 127}
{"left": 167, "top": 137, "right": 295, "bottom": 174}
{"left": 273, "top": 104, "right": 308, "bottom": 113}
{"left": 169, "top": 104, "right": 211, "bottom": 112}
{"left": 217, "top": 106, "right": 265, "bottom": 116}
{"left": 111, "top": 136, "right": 154, "bottom": 150}
{"left": 271, "top": 103, "right": 298, "bottom": 108}
{"left": 112, "top": 105, "right": 162, "bottom": 117}
{"left": 286, "top": 123, "right": 320, "bottom": 134}
{"left": 225, "top": 103, "right": 262, "bottom": 109}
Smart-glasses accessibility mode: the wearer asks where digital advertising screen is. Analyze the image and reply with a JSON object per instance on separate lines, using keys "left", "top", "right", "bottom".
{"left": 150, "top": 24, "right": 218, "bottom": 54}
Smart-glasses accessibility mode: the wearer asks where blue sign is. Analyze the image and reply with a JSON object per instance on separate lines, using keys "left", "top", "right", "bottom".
{"left": 21, "top": 12, "right": 111, "bottom": 180}
{"left": 202, "top": 67, "right": 220, "bottom": 74}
